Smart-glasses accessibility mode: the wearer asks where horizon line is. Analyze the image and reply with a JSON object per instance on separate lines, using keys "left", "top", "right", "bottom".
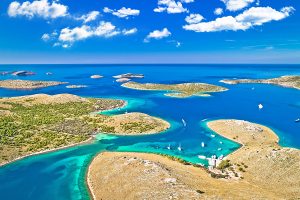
{"left": 1, "top": 63, "right": 300, "bottom": 65}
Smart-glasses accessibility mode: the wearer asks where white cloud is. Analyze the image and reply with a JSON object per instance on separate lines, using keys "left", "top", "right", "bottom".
{"left": 41, "top": 33, "right": 50, "bottom": 41}
{"left": 103, "top": 7, "right": 112, "bottom": 13}
{"left": 122, "top": 28, "right": 138, "bottom": 35}
{"left": 41, "top": 31, "right": 57, "bottom": 41}
{"left": 235, "top": 6, "right": 294, "bottom": 25}
{"left": 50, "top": 21, "right": 136, "bottom": 47}
{"left": 154, "top": 7, "right": 166, "bottom": 13}
{"left": 59, "top": 25, "right": 94, "bottom": 43}
{"left": 77, "top": 11, "right": 100, "bottom": 23}
{"left": 221, "top": 0, "right": 255, "bottom": 11}
{"left": 154, "top": 0, "right": 188, "bottom": 14}
{"left": 57, "top": 22, "right": 120, "bottom": 45}
{"left": 185, "top": 14, "right": 204, "bottom": 24}
{"left": 145, "top": 28, "right": 171, "bottom": 42}
{"left": 181, "top": 0, "right": 194, "bottom": 3}
{"left": 8, "top": 0, "right": 68, "bottom": 19}
{"left": 103, "top": 7, "right": 140, "bottom": 18}
{"left": 183, "top": 6, "right": 294, "bottom": 32}
{"left": 214, "top": 8, "right": 223, "bottom": 15}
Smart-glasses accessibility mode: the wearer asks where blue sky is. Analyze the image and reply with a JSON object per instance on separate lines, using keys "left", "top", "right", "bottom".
{"left": 0, "top": 0, "right": 299, "bottom": 64}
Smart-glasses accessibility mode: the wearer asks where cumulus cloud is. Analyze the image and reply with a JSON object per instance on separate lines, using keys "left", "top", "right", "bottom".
{"left": 46, "top": 22, "right": 136, "bottom": 47}
{"left": 76, "top": 11, "right": 100, "bottom": 23}
{"left": 103, "top": 7, "right": 140, "bottom": 18}
{"left": 185, "top": 14, "right": 204, "bottom": 24}
{"left": 8, "top": 0, "right": 68, "bottom": 19}
{"left": 235, "top": 6, "right": 295, "bottom": 25}
{"left": 214, "top": 8, "right": 223, "bottom": 15}
{"left": 58, "top": 22, "right": 120, "bottom": 44}
{"left": 221, "top": 0, "right": 255, "bottom": 11}
{"left": 122, "top": 28, "right": 138, "bottom": 35}
{"left": 145, "top": 28, "right": 171, "bottom": 42}
{"left": 183, "top": 6, "right": 294, "bottom": 32}
{"left": 154, "top": 0, "right": 188, "bottom": 14}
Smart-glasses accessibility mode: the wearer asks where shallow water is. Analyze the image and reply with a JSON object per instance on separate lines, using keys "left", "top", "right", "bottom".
{"left": 0, "top": 64, "right": 299, "bottom": 200}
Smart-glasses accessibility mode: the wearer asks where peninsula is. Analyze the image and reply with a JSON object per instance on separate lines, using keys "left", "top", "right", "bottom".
{"left": 221, "top": 75, "right": 300, "bottom": 90}
{"left": 122, "top": 82, "right": 228, "bottom": 98}
{"left": 0, "top": 94, "right": 169, "bottom": 165}
{"left": 0, "top": 79, "right": 67, "bottom": 89}
{"left": 87, "top": 119, "right": 300, "bottom": 200}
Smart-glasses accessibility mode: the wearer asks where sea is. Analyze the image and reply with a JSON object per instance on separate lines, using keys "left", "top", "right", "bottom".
{"left": 0, "top": 64, "right": 299, "bottom": 200}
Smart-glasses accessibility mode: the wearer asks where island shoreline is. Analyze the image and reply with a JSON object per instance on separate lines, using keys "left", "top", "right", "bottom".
{"left": 86, "top": 119, "right": 300, "bottom": 199}
{"left": 0, "top": 137, "right": 94, "bottom": 167}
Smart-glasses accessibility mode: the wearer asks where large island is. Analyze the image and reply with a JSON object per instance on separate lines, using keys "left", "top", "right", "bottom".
{"left": 87, "top": 119, "right": 300, "bottom": 200}
{"left": 122, "top": 81, "right": 228, "bottom": 97}
{"left": 0, "top": 79, "right": 67, "bottom": 89}
{"left": 220, "top": 75, "right": 300, "bottom": 90}
{"left": 0, "top": 94, "right": 170, "bottom": 165}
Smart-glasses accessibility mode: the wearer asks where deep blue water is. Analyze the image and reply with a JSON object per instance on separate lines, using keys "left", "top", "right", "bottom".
{"left": 0, "top": 64, "right": 299, "bottom": 200}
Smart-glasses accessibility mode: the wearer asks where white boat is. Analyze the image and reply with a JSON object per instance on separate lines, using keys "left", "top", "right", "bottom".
{"left": 218, "top": 148, "right": 222, "bottom": 151}
{"left": 258, "top": 103, "right": 263, "bottom": 110}
{"left": 167, "top": 144, "right": 171, "bottom": 150}
{"left": 198, "top": 155, "right": 206, "bottom": 159}
{"left": 177, "top": 144, "right": 182, "bottom": 151}
{"left": 295, "top": 118, "right": 300, "bottom": 123}
{"left": 201, "top": 142, "right": 205, "bottom": 148}
{"left": 182, "top": 118, "right": 187, "bottom": 127}
{"left": 211, "top": 134, "right": 216, "bottom": 138}
{"left": 219, "top": 155, "right": 224, "bottom": 160}
{"left": 219, "top": 141, "right": 223, "bottom": 144}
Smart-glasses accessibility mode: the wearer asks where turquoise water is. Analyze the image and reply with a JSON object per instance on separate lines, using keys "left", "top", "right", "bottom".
{"left": 0, "top": 64, "right": 299, "bottom": 199}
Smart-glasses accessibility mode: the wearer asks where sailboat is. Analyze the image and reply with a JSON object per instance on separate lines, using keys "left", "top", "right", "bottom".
{"left": 167, "top": 144, "right": 171, "bottom": 150}
{"left": 258, "top": 103, "right": 263, "bottom": 110}
{"left": 178, "top": 144, "right": 182, "bottom": 151}
{"left": 182, "top": 118, "right": 187, "bottom": 127}
{"left": 201, "top": 142, "right": 205, "bottom": 148}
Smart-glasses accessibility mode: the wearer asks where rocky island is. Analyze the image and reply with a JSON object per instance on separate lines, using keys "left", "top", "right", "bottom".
{"left": 220, "top": 75, "right": 300, "bottom": 90}
{"left": 87, "top": 119, "right": 300, "bottom": 200}
{"left": 0, "top": 94, "right": 169, "bottom": 165}
{"left": 88, "top": 112, "right": 170, "bottom": 135}
{"left": 0, "top": 79, "right": 67, "bottom": 89}
{"left": 122, "top": 81, "right": 228, "bottom": 97}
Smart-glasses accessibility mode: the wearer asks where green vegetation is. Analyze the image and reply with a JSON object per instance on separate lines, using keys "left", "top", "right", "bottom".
{"left": 0, "top": 96, "right": 124, "bottom": 164}
{"left": 217, "top": 160, "right": 232, "bottom": 170}
{"left": 209, "top": 172, "right": 228, "bottom": 179}
{"left": 122, "top": 81, "right": 228, "bottom": 98}
{"left": 221, "top": 75, "right": 300, "bottom": 90}
{"left": 121, "top": 122, "right": 155, "bottom": 133}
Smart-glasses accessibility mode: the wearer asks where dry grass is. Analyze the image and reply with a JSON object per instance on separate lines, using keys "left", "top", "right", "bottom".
{"left": 87, "top": 120, "right": 300, "bottom": 200}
